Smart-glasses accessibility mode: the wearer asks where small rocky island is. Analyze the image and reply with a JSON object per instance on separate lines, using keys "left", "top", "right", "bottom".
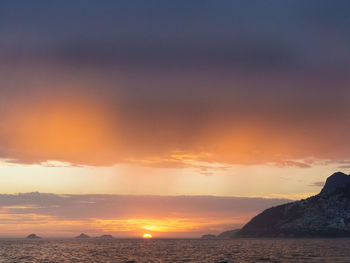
{"left": 26, "top": 233, "right": 41, "bottom": 239}
{"left": 75, "top": 233, "right": 90, "bottom": 239}
{"left": 200, "top": 234, "right": 216, "bottom": 239}
{"left": 98, "top": 235, "right": 114, "bottom": 239}
{"left": 236, "top": 172, "right": 350, "bottom": 237}
{"left": 201, "top": 230, "right": 241, "bottom": 239}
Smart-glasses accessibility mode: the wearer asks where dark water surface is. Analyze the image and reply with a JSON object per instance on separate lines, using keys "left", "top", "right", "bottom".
{"left": 0, "top": 238, "right": 349, "bottom": 263}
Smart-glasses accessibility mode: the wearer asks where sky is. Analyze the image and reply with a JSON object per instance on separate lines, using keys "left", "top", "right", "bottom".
{"left": 0, "top": 0, "right": 350, "bottom": 237}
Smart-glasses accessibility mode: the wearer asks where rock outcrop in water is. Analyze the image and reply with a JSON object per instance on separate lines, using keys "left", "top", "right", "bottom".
{"left": 236, "top": 172, "right": 350, "bottom": 237}
{"left": 26, "top": 233, "right": 41, "bottom": 239}
{"left": 75, "top": 233, "right": 90, "bottom": 238}
{"left": 200, "top": 234, "right": 216, "bottom": 239}
{"left": 98, "top": 235, "right": 113, "bottom": 239}
{"left": 201, "top": 229, "right": 241, "bottom": 239}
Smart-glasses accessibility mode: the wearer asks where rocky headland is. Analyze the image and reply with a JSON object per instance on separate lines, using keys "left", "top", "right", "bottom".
{"left": 236, "top": 172, "right": 350, "bottom": 237}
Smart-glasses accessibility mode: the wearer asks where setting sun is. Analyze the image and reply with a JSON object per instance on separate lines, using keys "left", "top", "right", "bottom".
{"left": 143, "top": 233, "right": 152, "bottom": 239}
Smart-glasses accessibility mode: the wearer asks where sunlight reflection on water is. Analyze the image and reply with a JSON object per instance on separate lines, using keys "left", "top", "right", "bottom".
{"left": 0, "top": 238, "right": 349, "bottom": 263}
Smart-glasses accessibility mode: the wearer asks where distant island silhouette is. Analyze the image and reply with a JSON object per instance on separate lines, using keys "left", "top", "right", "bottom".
{"left": 201, "top": 229, "right": 240, "bottom": 239}
{"left": 200, "top": 234, "right": 216, "bottom": 239}
{"left": 75, "top": 233, "right": 90, "bottom": 239}
{"left": 98, "top": 235, "right": 114, "bottom": 239}
{"left": 26, "top": 233, "right": 41, "bottom": 239}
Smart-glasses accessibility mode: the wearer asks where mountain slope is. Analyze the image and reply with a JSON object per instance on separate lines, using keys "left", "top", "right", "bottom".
{"left": 237, "top": 172, "right": 350, "bottom": 237}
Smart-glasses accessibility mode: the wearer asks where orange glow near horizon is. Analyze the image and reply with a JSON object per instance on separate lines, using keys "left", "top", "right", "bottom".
{"left": 0, "top": 214, "right": 247, "bottom": 237}
{"left": 93, "top": 217, "right": 246, "bottom": 236}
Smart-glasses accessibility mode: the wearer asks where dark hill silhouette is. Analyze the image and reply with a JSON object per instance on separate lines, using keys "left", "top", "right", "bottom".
{"left": 320, "top": 172, "right": 350, "bottom": 195}
{"left": 75, "top": 233, "right": 90, "bottom": 238}
{"left": 26, "top": 233, "right": 41, "bottom": 239}
{"left": 235, "top": 172, "right": 350, "bottom": 237}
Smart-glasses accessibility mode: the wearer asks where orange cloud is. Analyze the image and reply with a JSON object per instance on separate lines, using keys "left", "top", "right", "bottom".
{"left": 3, "top": 95, "right": 119, "bottom": 166}
{"left": 1, "top": 65, "right": 350, "bottom": 169}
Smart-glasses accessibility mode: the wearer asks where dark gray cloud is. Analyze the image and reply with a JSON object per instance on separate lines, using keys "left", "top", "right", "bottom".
{"left": 308, "top": 182, "right": 324, "bottom": 187}
{"left": 1, "top": 1, "right": 350, "bottom": 68}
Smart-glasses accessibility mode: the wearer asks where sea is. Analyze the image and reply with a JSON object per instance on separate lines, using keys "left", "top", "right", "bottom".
{"left": 0, "top": 238, "right": 349, "bottom": 263}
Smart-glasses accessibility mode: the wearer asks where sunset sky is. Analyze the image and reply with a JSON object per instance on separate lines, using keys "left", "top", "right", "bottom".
{"left": 0, "top": 0, "right": 350, "bottom": 237}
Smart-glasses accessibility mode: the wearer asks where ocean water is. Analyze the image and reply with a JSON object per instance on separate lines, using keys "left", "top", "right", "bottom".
{"left": 0, "top": 238, "right": 349, "bottom": 263}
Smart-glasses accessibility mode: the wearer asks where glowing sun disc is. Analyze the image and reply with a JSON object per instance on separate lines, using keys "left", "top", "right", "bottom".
{"left": 143, "top": 233, "right": 152, "bottom": 238}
